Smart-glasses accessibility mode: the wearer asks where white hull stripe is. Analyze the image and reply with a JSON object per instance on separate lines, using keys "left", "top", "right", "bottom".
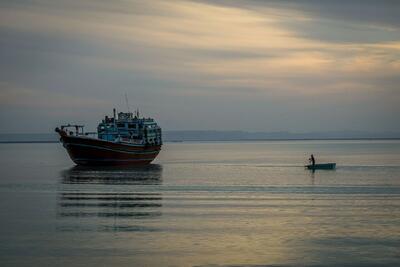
{"left": 66, "top": 142, "right": 160, "bottom": 155}
{"left": 67, "top": 135, "right": 157, "bottom": 148}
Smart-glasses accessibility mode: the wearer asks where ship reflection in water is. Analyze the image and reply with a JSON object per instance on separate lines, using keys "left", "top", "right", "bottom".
{"left": 61, "top": 164, "right": 163, "bottom": 185}
{"left": 57, "top": 164, "right": 163, "bottom": 232}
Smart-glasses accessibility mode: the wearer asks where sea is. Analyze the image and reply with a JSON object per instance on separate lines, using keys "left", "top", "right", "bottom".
{"left": 0, "top": 140, "right": 399, "bottom": 267}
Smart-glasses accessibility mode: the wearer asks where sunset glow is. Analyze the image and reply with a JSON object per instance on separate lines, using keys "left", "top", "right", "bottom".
{"left": 0, "top": 0, "right": 399, "bottom": 132}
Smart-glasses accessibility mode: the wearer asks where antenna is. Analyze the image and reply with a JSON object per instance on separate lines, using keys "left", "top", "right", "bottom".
{"left": 124, "top": 92, "right": 130, "bottom": 113}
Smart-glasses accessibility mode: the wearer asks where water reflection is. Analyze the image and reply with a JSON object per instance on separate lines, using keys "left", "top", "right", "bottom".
{"left": 61, "top": 164, "right": 163, "bottom": 185}
{"left": 309, "top": 169, "right": 315, "bottom": 185}
{"left": 57, "top": 164, "right": 163, "bottom": 232}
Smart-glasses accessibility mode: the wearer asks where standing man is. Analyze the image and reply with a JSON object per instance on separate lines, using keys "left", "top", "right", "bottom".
{"left": 309, "top": 154, "right": 315, "bottom": 166}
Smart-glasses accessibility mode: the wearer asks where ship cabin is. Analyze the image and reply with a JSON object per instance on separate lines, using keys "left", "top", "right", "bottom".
{"left": 97, "top": 109, "right": 162, "bottom": 146}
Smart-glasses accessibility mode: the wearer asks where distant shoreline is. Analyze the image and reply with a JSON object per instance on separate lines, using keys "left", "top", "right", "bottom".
{"left": 1, "top": 130, "right": 400, "bottom": 143}
{"left": 1, "top": 138, "right": 400, "bottom": 144}
{"left": 0, "top": 141, "right": 59, "bottom": 144}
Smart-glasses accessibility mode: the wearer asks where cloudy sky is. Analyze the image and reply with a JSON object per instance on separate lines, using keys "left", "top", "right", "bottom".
{"left": 0, "top": 0, "right": 399, "bottom": 133}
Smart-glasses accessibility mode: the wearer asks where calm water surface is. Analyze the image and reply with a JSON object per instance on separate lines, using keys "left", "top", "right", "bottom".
{"left": 0, "top": 140, "right": 399, "bottom": 266}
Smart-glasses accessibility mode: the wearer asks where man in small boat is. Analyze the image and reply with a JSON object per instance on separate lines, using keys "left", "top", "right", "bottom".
{"left": 309, "top": 154, "right": 315, "bottom": 166}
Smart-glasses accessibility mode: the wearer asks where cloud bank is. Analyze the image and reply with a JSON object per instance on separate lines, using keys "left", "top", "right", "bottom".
{"left": 0, "top": 0, "right": 399, "bottom": 133}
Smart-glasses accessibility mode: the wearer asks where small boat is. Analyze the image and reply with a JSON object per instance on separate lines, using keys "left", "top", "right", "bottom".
{"left": 305, "top": 163, "right": 336, "bottom": 170}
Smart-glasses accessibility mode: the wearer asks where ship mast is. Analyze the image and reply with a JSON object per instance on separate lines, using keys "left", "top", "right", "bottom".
{"left": 125, "top": 92, "right": 130, "bottom": 113}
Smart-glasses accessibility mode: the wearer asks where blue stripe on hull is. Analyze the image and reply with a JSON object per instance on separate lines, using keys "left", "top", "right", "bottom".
{"left": 72, "top": 158, "right": 154, "bottom": 166}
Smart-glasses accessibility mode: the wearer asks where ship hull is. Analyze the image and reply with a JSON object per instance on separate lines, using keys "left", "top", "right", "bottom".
{"left": 59, "top": 134, "right": 161, "bottom": 166}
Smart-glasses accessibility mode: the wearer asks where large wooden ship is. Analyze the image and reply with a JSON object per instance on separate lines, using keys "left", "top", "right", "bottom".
{"left": 55, "top": 109, "right": 162, "bottom": 166}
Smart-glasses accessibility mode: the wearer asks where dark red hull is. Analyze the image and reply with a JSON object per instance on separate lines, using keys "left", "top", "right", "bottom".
{"left": 58, "top": 134, "right": 161, "bottom": 166}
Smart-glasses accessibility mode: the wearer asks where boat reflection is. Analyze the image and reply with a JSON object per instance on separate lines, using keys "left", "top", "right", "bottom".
{"left": 61, "top": 164, "right": 163, "bottom": 185}
{"left": 57, "top": 164, "right": 163, "bottom": 232}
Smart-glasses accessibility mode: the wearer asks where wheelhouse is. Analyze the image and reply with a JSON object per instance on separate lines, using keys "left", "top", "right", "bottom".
{"left": 97, "top": 109, "right": 162, "bottom": 145}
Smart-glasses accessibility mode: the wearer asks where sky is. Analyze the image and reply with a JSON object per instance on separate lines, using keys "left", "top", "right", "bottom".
{"left": 0, "top": 0, "right": 399, "bottom": 133}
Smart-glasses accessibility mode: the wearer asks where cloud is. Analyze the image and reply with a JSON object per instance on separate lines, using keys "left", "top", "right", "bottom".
{"left": 0, "top": 83, "right": 107, "bottom": 109}
{"left": 0, "top": 0, "right": 399, "bottom": 132}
